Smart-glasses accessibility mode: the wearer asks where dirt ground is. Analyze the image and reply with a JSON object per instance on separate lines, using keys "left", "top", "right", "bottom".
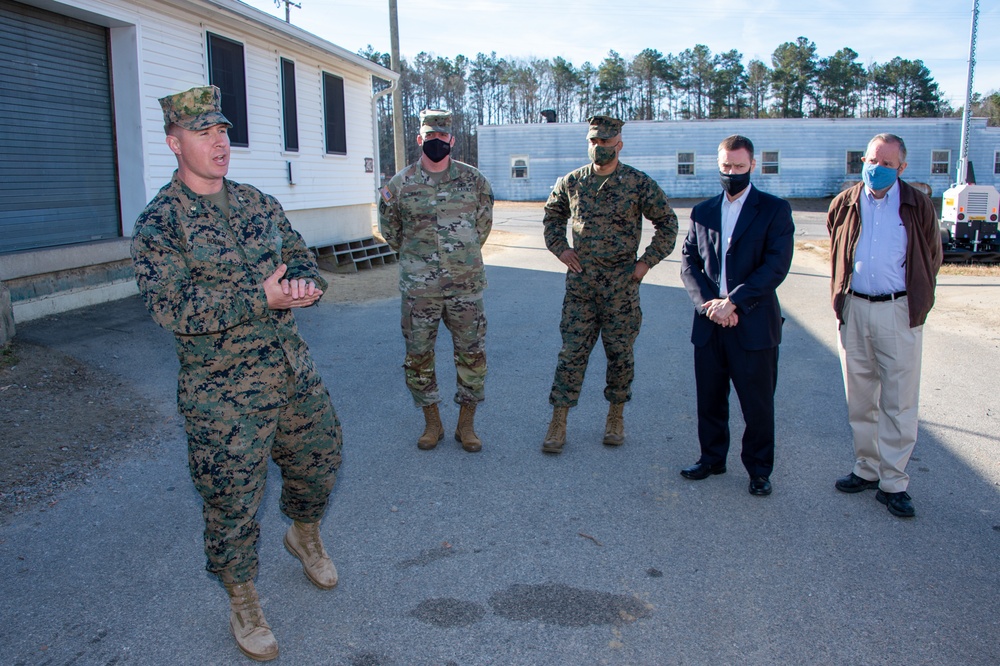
{"left": 1, "top": 215, "right": 995, "bottom": 521}
{"left": 0, "top": 229, "right": 516, "bottom": 520}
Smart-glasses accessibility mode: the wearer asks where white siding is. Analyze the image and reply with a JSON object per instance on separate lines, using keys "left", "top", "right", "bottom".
{"left": 480, "top": 118, "right": 1000, "bottom": 201}
{"left": 16, "top": 0, "right": 394, "bottom": 245}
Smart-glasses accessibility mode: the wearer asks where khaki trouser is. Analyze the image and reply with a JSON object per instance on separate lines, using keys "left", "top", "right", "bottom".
{"left": 837, "top": 294, "right": 922, "bottom": 493}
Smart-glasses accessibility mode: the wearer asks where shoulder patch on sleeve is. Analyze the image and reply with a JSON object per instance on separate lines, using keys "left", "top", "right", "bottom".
{"left": 378, "top": 186, "right": 393, "bottom": 203}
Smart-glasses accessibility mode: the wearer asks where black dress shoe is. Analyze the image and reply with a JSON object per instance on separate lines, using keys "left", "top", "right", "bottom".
{"left": 835, "top": 472, "right": 880, "bottom": 494}
{"left": 748, "top": 476, "right": 772, "bottom": 496}
{"left": 680, "top": 461, "right": 726, "bottom": 480}
{"left": 876, "top": 490, "right": 915, "bottom": 518}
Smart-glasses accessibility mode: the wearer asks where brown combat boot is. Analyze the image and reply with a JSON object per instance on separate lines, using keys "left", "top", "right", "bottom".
{"left": 455, "top": 402, "right": 482, "bottom": 452}
{"left": 603, "top": 403, "right": 625, "bottom": 446}
{"left": 417, "top": 404, "right": 444, "bottom": 450}
{"left": 284, "top": 520, "right": 339, "bottom": 590}
{"left": 224, "top": 580, "right": 279, "bottom": 662}
{"left": 542, "top": 406, "right": 569, "bottom": 453}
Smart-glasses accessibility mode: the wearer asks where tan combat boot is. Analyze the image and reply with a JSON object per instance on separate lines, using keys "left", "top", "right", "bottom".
{"left": 542, "top": 406, "right": 569, "bottom": 453}
{"left": 603, "top": 403, "right": 625, "bottom": 446}
{"left": 284, "top": 520, "right": 339, "bottom": 590}
{"left": 455, "top": 402, "right": 482, "bottom": 452}
{"left": 417, "top": 403, "right": 444, "bottom": 450}
{"left": 224, "top": 580, "right": 279, "bottom": 662}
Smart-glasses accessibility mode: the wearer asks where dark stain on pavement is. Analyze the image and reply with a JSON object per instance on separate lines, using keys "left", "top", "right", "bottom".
{"left": 397, "top": 544, "right": 458, "bottom": 569}
{"left": 349, "top": 652, "right": 391, "bottom": 666}
{"left": 410, "top": 598, "right": 487, "bottom": 627}
{"left": 488, "top": 583, "right": 652, "bottom": 627}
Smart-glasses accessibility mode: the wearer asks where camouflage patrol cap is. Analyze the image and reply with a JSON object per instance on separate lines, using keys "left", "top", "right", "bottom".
{"left": 586, "top": 115, "right": 624, "bottom": 139}
{"left": 419, "top": 109, "right": 452, "bottom": 136}
{"left": 158, "top": 85, "right": 233, "bottom": 134}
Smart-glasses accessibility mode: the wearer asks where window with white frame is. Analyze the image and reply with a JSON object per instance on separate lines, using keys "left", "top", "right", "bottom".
{"left": 280, "top": 58, "right": 298, "bottom": 152}
{"left": 846, "top": 150, "right": 864, "bottom": 175}
{"left": 677, "top": 152, "right": 695, "bottom": 176}
{"left": 761, "top": 151, "right": 779, "bottom": 175}
{"left": 207, "top": 33, "right": 249, "bottom": 147}
{"left": 931, "top": 150, "right": 950, "bottom": 175}
{"left": 322, "top": 72, "right": 347, "bottom": 155}
{"left": 510, "top": 156, "right": 529, "bottom": 179}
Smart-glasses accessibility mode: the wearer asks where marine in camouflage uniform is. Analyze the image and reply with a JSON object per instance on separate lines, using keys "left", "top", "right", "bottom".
{"left": 378, "top": 109, "right": 493, "bottom": 452}
{"left": 541, "top": 115, "right": 678, "bottom": 453}
{"left": 130, "top": 86, "right": 340, "bottom": 661}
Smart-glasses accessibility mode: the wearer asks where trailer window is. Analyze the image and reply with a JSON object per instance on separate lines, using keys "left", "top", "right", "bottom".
{"left": 846, "top": 151, "right": 864, "bottom": 175}
{"left": 677, "top": 152, "right": 695, "bottom": 176}
{"left": 931, "top": 150, "right": 950, "bottom": 175}
{"left": 761, "top": 151, "right": 779, "bottom": 175}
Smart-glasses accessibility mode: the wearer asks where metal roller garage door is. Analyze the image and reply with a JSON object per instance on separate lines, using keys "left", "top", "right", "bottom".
{"left": 0, "top": 0, "right": 120, "bottom": 254}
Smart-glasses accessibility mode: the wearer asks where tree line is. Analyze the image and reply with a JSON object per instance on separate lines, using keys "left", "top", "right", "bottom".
{"left": 361, "top": 38, "right": 1000, "bottom": 175}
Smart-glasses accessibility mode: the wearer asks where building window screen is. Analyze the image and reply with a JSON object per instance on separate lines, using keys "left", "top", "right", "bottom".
{"left": 280, "top": 58, "right": 298, "bottom": 152}
{"left": 761, "top": 151, "right": 779, "bottom": 175}
{"left": 677, "top": 152, "right": 695, "bottom": 176}
{"left": 322, "top": 72, "right": 347, "bottom": 155}
{"left": 846, "top": 151, "right": 864, "bottom": 175}
{"left": 931, "top": 150, "right": 950, "bottom": 175}
{"left": 207, "top": 33, "right": 249, "bottom": 147}
{"left": 511, "top": 156, "right": 528, "bottom": 179}
{"left": 995, "top": 151, "right": 1000, "bottom": 175}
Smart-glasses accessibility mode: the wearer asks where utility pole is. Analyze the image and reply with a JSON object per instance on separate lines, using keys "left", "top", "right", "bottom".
{"left": 389, "top": 0, "right": 406, "bottom": 173}
{"left": 274, "top": 0, "right": 301, "bottom": 23}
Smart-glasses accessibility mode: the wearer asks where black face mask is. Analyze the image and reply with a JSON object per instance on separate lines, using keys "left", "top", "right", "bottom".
{"left": 422, "top": 138, "right": 452, "bottom": 163}
{"left": 719, "top": 171, "right": 751, "bottom": 197}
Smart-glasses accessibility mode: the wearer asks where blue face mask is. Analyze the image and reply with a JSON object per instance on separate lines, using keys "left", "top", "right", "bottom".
{"left": 862, "top": 162, "right": 898, "bottom": 191}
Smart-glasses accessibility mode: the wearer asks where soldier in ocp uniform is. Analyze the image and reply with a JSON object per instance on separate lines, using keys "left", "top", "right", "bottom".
{"left": 378, "top": 109, "right": 494, "bottom": 453}
{"left": 542, "top": 115, "right": 679, "bottom": 453}
{"left": 131, "top": 86, "right": 342, "bottom": 661}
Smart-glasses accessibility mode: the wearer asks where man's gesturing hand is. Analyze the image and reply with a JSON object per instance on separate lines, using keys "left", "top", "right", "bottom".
{"left": 264, "top": 263, "right": 323, "bottom": 309}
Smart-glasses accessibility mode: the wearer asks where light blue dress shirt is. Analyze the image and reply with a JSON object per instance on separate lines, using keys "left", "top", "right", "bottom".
{"left": 851, "top": 180, "right": 907, "bottom": 296}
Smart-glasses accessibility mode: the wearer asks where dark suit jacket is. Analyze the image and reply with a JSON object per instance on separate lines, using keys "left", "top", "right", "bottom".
{"left": 680, "top": 185, "right": 795, "bottom": 351}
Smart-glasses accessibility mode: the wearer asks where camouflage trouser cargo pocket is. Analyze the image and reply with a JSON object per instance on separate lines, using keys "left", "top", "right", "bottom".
{"left": 401, "top": 293, "right": 487, "bottom": 407}
{"left": 185, "top": 384, "right": 342, "bottom": 583}
{"left": 550, "top": 266, "right": 641, "bottom": 407}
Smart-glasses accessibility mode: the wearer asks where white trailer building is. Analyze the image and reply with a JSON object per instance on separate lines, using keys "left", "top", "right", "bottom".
{"left": 478, "top": 117, "right": 1000, "bottom": 202}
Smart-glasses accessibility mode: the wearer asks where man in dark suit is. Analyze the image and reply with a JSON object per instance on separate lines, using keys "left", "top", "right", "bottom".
{"left": 679, "top": 135, "right": 795, "bottom": 496}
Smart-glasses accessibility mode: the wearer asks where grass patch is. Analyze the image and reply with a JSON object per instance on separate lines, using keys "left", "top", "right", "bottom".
{"left": 0, "top": 342, "right": 19, "bottom": 371}
{"left": 795, "top": 240, "right": 1000, "bottom": 277}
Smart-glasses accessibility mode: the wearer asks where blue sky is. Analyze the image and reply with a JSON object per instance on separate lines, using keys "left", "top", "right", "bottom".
{"left": 238, "top": 0, "right": 999, "bottom": 108}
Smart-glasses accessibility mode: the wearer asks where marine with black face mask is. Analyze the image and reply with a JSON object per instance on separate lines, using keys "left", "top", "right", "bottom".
{"left": 378, "top": 109, "right": 494, "bottom": 453}
{"left": 541, "top": 115, "right": 678, "bottom": 454}
{"left": 678, "top": 134, "right": 795, "bottom": 497}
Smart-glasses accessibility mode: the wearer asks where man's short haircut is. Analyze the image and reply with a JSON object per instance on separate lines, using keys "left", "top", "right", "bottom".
{"left": 718, "top": 134, "right": 754, "bottom": 161}
{"left": 867, "top": 133, "right": 907, "bottom": 163}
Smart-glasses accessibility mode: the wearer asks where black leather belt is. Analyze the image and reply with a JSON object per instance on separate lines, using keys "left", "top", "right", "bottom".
{"left": 848, "top": 289, "right": 907, "bottom": 302}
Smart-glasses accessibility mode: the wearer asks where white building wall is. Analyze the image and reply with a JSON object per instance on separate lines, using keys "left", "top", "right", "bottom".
{"left": 4, "top": 0, "right": 396, "bottom": 322}
{"left": 479, "top": 117, "right": 1000, "bottom": 202}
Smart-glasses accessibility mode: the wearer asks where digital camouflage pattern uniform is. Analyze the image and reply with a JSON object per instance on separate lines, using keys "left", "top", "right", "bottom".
{"left": 131, "top": 172, "right": 342, "bottom": 585}
{"left": 378, "top": 150, "right": 494, "bottom": 408}
{"left": 544, "top": 152, "right": 678, "bottom": 407}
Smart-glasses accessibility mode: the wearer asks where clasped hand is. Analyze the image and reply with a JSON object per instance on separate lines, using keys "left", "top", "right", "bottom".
{"left": 704, "top": 298, "right": 738, "bottom": 327}
{"left": 264, "top": 263, "right": 323, "bottom": 309}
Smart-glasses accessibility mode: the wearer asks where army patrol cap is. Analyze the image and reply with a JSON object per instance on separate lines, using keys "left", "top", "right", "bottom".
{"left": 587, "top": 115, "right": 624, "bottom": 139}
{"left": 419, "top": 109, "right": 452, "bottom": 136}
{"left": 159, "top": 85, "right": 233, "bottom": 134}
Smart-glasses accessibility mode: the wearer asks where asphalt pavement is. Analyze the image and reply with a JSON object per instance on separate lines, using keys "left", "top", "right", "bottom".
{"left": 2, "top": 205, "right": 999, "bottom": 665}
